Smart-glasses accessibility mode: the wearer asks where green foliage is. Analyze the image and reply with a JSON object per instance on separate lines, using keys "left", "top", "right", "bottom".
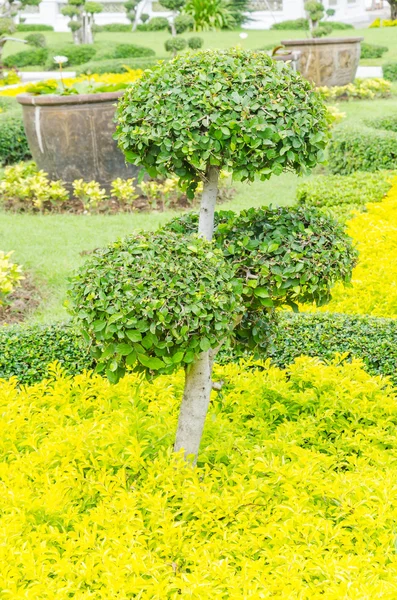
{"left": 185, "top": 0, "right": 235, "bottom": 30}
{"left": 68, "top": 231, "right": 243, "bottom": 382}
{"left": 0, "top": 112, "right": 30, "bottom": 165}
{"left": 47, "top": 44, "right": 96, "bottom": 66}
{"left": 76, "top": 56, "right": 163, "bottom": 75}
{"left": 112, "top": 43, "right": 155, "bottom": 59}
{"left": 328, "top": 126, "right": 397, "bottom": 175}
{"left": 0, "top": 323, "right": 92, "bottom": 383}
{"left": 188, "top": 35, "right": 203, "bottom": 49}
{"left": 138, "top": 16, "right": 169, "bottom": 31}
{"left": 166, "top": 206, "right": 357, "bottom": 322}
{"left": 164, "top": 36, "right": 187, "bottom": 54}
{"left": 172, "top": 13, "right": 194, "bottom": 33}
{"left": 140, "top": 13, "right": 150, "bottom": 22}
{"left": 161, "top": 0, "right": 185, "bottom": 10}
{"left": 0, "top": 251, "right": 23, "bottom": 305}
{"left": 267, "top": 312, "right": 397, "bottom": 385}
{"left": 367, "top": 114, "right": 397, "bottom": 132}
{"left": 116, "top": 49, "right": 329, "bottom": 198}
{"left": 304, "top": 1, "right": 325, "bottom": 25}
{"left": 0, "top": 17, "right": 15, "bottom": 36}
{"left": 383, "top": 62, "right": 397, "bottom": 81}
{"left": 312, "top": 23, "right": 332, "bottom": 37}
{"left": 3, "top": 47, "right": 48, "bottom": 68}
{"left": 360, "top": 42, "right": 389, "bottom": 59}
{"left": 25, "top": 32, "right": 46, "bottom": 48}
{"left": 318, "top": 78, "right": 391, "bottom": 101}
{"left": 326, "top": 20, "right": 354, "bottom": 29}
{"left": 4, "top": 311, "right": 397, "bottom": 385}
{"left": 16, "top": 23, "right": 54, "bottom": 31}
{"left": 94, "top": 22, "right": 132, "bottom": 31}
{"left": 271, "top": 18, "right": 309, "bottom": 30}
{"left": 296, "top": 171, "right": 395, "bottom": 211}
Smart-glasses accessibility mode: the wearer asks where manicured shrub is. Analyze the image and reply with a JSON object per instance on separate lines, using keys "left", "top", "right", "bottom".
{"left": 0, "top": 111, "right": 30, "bottom": 165}
{"left": 94, "top": 23, "right": 131, "bottom": 31}
{"left": 3, "top": 47, "right": 48, "bottom": 68}
{"left": 16, "top": 23, "right": 54, "bottom": 31}
{"left": 2, "top": 359, "right": 397, "bottom": 596}
{"left": 360, "top": 42, "right": 388, "bottom": 59}
{"left": 164, "top": 36, "right": 187, "bottom": 55}
{"left": 76, "top": 56, "right": 163, "bottom": 75}
{"left": 327, "top": 20, "right": 354, "bottom": 29}
{"left": 271, "top": 18, "right": 309, "bottom": 29}
{"left": 139, "top": 16, "right": 169, "bottom": 31}
{"left": 296, "top": 171, "right": 395, "bottom": 210}
{"left": 25, "top": 32, "right": 46, "bottom": 48}
{"left": 173, "top": 13, "right": 194, "bottom": 33}
{"left": 188, "top": 36, "right": 204, "bottom": 49}
{"left": 383, "top": 62, "right": 397, "bottom": 81}
{"left": 111, "top": 43, "right": 155, "bottom": 59}
{"left": 318, "top": 78, "right": 391, "bottom": 101}
{"left": 328, "top": 126, "right": 397, "bottom": 175}
{"left": 68, "top": 231, "right": 242, "bottom": 382}
{"left": 308, "top": 180, "right": 397, "bottom": 318}
{"left": 46, "top": 44, "right": 96, "bottom": 66}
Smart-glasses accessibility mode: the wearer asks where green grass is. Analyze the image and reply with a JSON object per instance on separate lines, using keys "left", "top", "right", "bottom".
{"left": 3, "top": 27, "right": 397, "bottom": 67}
{"left": 0, "top": 174, "right": 299, "bottom": 323}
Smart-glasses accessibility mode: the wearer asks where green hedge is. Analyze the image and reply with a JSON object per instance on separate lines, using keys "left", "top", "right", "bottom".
{"left": 94, "top": 23, "right": 132, "bottom": 32}
{"left": 0, "top": 111, "right": 31, "bottom": 165}
{"left": 0, "top": 323, "right": 92, "bottom": 384}
{"left": 328, "top": 127, "right": 397, "bottom": 174}
{"left": 111, "top": 43, "right": 155, "bottom": 59}
{"left": 3, "top": 313, "right": 397, "bottom": 386}
{"left": 383, "top": 62, "right": 397, "bottom": 82}
{"left": 76, "top": 56, "right": 165, "bottom": 75}
{"left": 3, "top": 47, "right": 48, "bottom": 68}
{"left": 16, "top": 24, "right": 54, "bottom": 31}
{"left": 367, "top": 114, "right": 397, "bottom": 133}
{"left": 271, "top": 18, "right": 353, "bottom": 30}
{"left": 360, "top": 42, "right": 388, "bottom": 59}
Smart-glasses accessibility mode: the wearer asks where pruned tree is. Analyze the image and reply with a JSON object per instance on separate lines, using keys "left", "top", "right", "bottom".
{"left": 160, "top": 0, "right": 185, "bottom": 35}
{"left": 386, "top": 0, "right": 397, "bottom": 19}
{"left": 69, "top": 50, "right": 357, "bottom": 462}
{"left": 62, "top": 0, "right": 102, "bottom": 45}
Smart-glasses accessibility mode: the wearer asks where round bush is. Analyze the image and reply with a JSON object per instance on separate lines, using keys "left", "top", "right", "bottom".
{"left": 188, "top": 36, "right": 204, "bottom": 49}
{"left": 112, "top": 43, "right": 155, "bottom": 59}
{"left": 68, "top": 231, "right": 242, "bottom": 382}
{"left": 165, "top": 37, "right": 187, "bottom": 54}
{"left": 145, "top": 16, "right": 169, "bottom": 30}
{"left": 172, "top": 14, "right": 194, "bottom": 33}
{"left": 383, "top": 62, "right": 397, "bottom": 81}
{"left": 116, "top": 49, "right": 329, "bottom": 196}
{"left": 25, "top": 33, "right": 46, "bottom": 48}
{"left": 48, "top": 44, "right": 96, "bottom": 66}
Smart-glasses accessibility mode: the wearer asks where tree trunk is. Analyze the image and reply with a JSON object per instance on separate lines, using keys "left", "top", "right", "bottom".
{"left": 390, "top": 1, "right": 397, "bottom": 19}
{"left": 174, "top": 165, "right": 219, "bottom": 462}
{"left": 170, "top": 11, "right": 177, "bottom": 36}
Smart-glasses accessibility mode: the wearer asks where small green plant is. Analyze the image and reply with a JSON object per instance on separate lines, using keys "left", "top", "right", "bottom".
{"left": 360, "top": 42, "right": 389, "bottom": 59}
{"left": 0, "top": 111, "right": 30, "bottom": 165}
{"left": 188, "top": 36, "right": 203, "bottom": 49}
{"left": 72, "top": 179, "right": 107, "bottom": 211}
{"left": 110, "top": 177, "right": 139, "bottom": 207}
{"left": 383, "top": 62, "right": 397, "bottom": 81}
{"left": 0, "top": 250, "right": 23, "bottom": 306}
{"left": 165, "top": 36, "right": 187, "bottom": 56}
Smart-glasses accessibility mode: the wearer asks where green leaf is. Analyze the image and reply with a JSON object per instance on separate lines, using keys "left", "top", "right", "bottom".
{"left": 200, "top": 337, "right": 211, "bottom": 352}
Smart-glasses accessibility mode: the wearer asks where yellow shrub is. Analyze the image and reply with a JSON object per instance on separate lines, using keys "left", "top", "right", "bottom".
{"left": 308, "top": 180, "right": 397, "bottom": 317}
{"left": 2, "top": 359, "right": 397, "bottom": 597}
{"left": 0, "top": 250, "right": 23, "bottom": 304}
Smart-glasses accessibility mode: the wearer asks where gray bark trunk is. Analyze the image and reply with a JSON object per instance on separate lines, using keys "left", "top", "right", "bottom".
{"left": 174, "top": 165, "right": 219, "bottom": 462}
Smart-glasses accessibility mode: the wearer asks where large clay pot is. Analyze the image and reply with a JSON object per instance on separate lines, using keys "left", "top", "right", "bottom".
{"left": 281, "top": 37, "right": 363, "bottom": 87}
{"left": 16, "top": 91, "right": 137, "bottom": 190}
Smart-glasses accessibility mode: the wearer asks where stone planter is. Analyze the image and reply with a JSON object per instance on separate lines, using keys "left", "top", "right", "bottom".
{"left": 281, "top": 37, "right": 363, "bottom": 87}
{"left": 17, "top": 91, "right": 137, "bottom": 190}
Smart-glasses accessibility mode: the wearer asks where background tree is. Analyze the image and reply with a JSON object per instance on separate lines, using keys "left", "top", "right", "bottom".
{"left": 185, "top": 0, "right": 235, "bottom": 30}
{"left": 160, "top": 0, "right": 185, "bottom": 35}
{"left": 386, "top": 0, "right": 397, "bottom": 19}
{"left": 70, "top": 49, "right": 354, "bottom": 462}
{"left": 62, "top": 0, "right": 102, "bottom": 45}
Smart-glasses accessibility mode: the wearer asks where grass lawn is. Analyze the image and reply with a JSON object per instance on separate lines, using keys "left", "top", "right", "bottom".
{"left": 4, "top": 27, "right": 397, "bottom": 66}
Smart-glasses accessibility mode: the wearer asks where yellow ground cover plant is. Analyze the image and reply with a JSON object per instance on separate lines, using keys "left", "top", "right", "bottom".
{"left": 2, "top": 358, "right": 397, "bottom": 598}
{"left": 311, "top": 179, "right": 397, "bottom": 317}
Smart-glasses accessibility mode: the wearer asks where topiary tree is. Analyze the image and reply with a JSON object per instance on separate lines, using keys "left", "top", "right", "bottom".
{"left": 62, "top": 0, "right": 103, "bottom": 45}
{"left": 0, "top": 16, "right": 28, "bottom": 74}
{"left": 71, "top": 49, "right": 348, "bottom": 461}
{"left": 188, "top": 35, "right": 203, "bottom": 49}
{"left": 165, "top": 36, "right": 187, "bottom": 56}
{"left": 161, "top": 0, "right": 185, "bottom": 35}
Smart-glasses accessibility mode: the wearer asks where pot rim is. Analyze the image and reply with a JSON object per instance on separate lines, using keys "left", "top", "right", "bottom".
{"left": 16, "top": 90, "right": 125, "bottom": 106}
{"left": 281, "top": 37, "right": 364, "bottom": 46}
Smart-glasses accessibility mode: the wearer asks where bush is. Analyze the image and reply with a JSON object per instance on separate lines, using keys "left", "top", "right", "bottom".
{"left": 139, "top": 16, "right": 169, "bottom": 31}
{"left": 111, "top": 43, "right": 155, "bottom": 59}
{"left": 383, "top": 62, "right": 397, "bottom": 81}
{"left": 46, "top": 44, "right": 96, "bottom": 66}
{"left": 188, "top": 36, "right": 204, "bottom": 49}
{"left": 328, "top": 126, "right": 397, "bottom": 175}
{"left": 271, "top": 18, "right": 309, "bottom": 30}
{"left": 94, "top": 23, "right": 131, "bottom": 32}
{"left": 3, "top": 47, "right": 48, "bottom": 68}
{"left": 318, "top": 78, "right": 391, "bottom": 101}
{"left": 68, "top": 231, "right": 242, "bottom": 382}
{"left": 165, "top": 36, "right": 187, "bottom": 54}
{"left": 25, "top": 32, "right": 46, "bottom": 48}
{"left": 2, "top": 358, "right": 397, "bottom": 596}
{"left": 296, "top": 171, "right": 395, "bottom": 210}
{"left": 360, "top": 42, "right": 388, "bottom": 59}
{"left": 367, "top": 114, "right": 397, "bottom": 133}
{"left": 16, "top": 23, "right": 54, "bottom": 31}
{"left": 76, "top": 56, "right": 164, "bottom": 75}
{"left": 173, "top": 13, "right": 194, "bottom": 33}
{"left": 0, "top": 112, "right": 31, "bottom": 165}
{"left": 0, "top": 251, "right": 23, "bottom": 305}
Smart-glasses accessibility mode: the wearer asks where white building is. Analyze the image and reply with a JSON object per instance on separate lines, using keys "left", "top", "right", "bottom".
{"left": 20, "top": 0, "right": 373, "bottom": 33}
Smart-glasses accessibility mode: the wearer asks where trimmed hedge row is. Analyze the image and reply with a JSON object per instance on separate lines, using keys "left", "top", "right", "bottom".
{"left": 2, "top": 312, "right": 397, "bottom": 385}
{"left": 328, "top": 126, "right": 397, "bottom": 174}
